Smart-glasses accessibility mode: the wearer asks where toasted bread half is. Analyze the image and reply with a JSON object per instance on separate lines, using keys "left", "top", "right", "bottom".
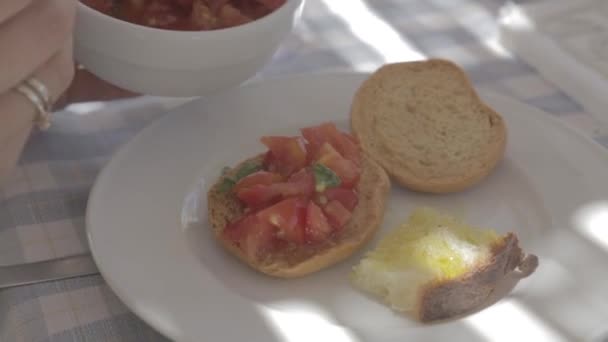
{"left": 350, "top": 59, "right": 507, "bottom": 193}
{"left": 208, "top": 154, "right": 391, "bottom": 278}
{"left": 416, "top": 233, "right": 538, "bottom": 322}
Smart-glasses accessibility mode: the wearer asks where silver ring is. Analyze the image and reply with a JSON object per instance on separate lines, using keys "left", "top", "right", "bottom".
{"left": 14, "top": 77, "right": 52, "bottom": 130}
{"left": 24, "top": 78, "right": 52, "bottom": 111}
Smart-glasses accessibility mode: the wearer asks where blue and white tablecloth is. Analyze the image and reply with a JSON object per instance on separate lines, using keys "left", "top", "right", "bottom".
{"left": 2, "top": 0, "right": 608, "bottom": 341}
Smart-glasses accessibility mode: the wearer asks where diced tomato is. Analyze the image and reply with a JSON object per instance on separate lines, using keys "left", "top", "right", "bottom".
{"left": 288, "top": 167, "right": 313, "bottom": 183}
{"left": 236, "top": 184, "right": 281, "bottom": 208}
{"left": 202, "top": 0, "right": 229, "bottom": 12}
{"left": 278, "top": 168, "right": 315, "bottom": 197}
{"left": 235, "top": 170, "right": 314, "bottom": 208}
{"left": 301, "top": 123, "right": 333, "bottom": 160}
{"left": 323, "top": 188, "right": 358, "bottom": 211}
{"left": 83, "top": 0, "right": 114, "bottom": 12}
{"left": 190, "top": 0, "right": 218, "bottom": 30}
{"left": 323, "top": 200, "right": 353, "bottom": 229}
{"left": 175, "top": 0, "right": 194, "bottom": 9}
{"left": 233, "top": 171, "right": 283, "bottom": 193}
{"left": 141, "top": 1, "right": 180, "bottom": 28}
{"left": 257, "top": 198, "right": 307, "bottom": 244}
{"left": 305, "top": 202, "right": 332, "bottom": 243}
{"left": 317, "top": 143, "right": 360, "bottom": 187}
{"left": 262, "top": 150, "right": 274, "bottom": 168}
{"left": 332, "top": 132, "right": 361, "bottom": 165}
{"left": 312, "top": 193, "right": 328, "bottom": 207}
{"left": 270, "top": 183, "right": 308, "bottom": 199}
{"left": 217, "top": 3, "right": 253, "bottom": 28}
{"left": 261, "top": 136, "right": 308, "bottom": 176}
{"left": 223, "top": 214, "right": 255, "bottom": 243}
{"left": 241, "top": 219, "right": 277, "bottom": 260}
{"left": 301, "top": 122, "right": 360, "bottom": 164}
{"left": 344, "top": 132, "right": 359, "bottom": 144}
{"left": 223, "top": 214, "right": 278, "bottom": 260}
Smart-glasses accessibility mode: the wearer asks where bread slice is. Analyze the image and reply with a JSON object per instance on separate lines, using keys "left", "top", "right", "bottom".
{"left": 350, "top": 207, "right": 538, "bottom": 323}
{"left": 208, "top": 154, "right": 391, "bottom": 278}
{"left": 350, "top": 59, "right": 507, "bottom": 193}
{"left": 416, "top": 232, "right": 537, "bottom": 322}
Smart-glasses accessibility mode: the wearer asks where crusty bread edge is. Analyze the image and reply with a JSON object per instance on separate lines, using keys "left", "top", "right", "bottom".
{"left": 414, "top": 232, "right": 538, "bottom": 322}
{"left": 207, "top": 154, "right": 391, "bottom": 278}
{"left": 350, "top": 58, "right": 508, "bottom": 194}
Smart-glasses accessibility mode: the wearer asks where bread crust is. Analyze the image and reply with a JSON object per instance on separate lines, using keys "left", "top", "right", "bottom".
{"left": 415, "top": 233, "right": 538, "bottom": 322}
{"left": 207, "top": 154, "right": 391, "bottom": 278}
{"left": 350, "top": 59, "right": 507, "bottom": 193}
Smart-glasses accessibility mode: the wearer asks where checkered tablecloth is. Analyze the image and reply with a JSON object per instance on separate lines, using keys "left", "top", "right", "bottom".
{"left": 2, "top": 0, "right": 608, "bottom": 341}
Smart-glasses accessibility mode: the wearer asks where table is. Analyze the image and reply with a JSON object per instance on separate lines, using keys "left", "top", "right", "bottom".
{"left": 2, "top": 0, "right": 608, "bottom": 341}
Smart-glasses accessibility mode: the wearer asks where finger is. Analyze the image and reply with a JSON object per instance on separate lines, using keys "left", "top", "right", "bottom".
{"left": 45, "top": 38, "right": 76, "bottom": 103}
{"left": 0, "top": 39, "right": 75, "bottom": 145}
{"left": 0, "top": 0, "right": 76, "bottom": 93}
{"left": 0, "top": 0, "right": 33, "bottom": 24}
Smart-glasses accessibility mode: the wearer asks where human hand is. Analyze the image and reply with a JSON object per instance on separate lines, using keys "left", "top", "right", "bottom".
{"left": 0, "top": 0, "right": 77, "bottom": 183}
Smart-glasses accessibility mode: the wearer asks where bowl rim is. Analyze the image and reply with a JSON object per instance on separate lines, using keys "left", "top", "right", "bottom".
{"left": 77, "top": 0, "right": 304, "bottom": 37}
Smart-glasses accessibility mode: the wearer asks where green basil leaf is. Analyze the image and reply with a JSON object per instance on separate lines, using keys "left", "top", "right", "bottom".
{"left": 218, "top": 161, "right": 262, "bottom": 193}
{"left": 218, "top": 178, "right": 236, "bottom": 193}
{"left": 313, "top": 163, "right": 341, "bottom": 192}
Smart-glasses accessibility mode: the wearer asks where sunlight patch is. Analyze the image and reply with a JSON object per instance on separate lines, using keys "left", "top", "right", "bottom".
{"left": 464, "top": 299, "right": 567, "bottom": 342}
{"left": 321, "top": 0, "right": 425, "bottom": 70}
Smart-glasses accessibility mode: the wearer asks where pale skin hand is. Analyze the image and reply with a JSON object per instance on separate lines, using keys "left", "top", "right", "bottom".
{"left": 0, "top": 0, "right": 137, "bottom": 186}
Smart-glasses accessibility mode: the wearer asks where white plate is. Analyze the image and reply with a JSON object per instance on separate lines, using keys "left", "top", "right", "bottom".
{"left": 87, "top": 73, "right": 608, "bottom": 342}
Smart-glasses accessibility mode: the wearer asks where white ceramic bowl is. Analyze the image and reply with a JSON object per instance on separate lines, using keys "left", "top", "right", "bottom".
{"left": 74, "top": 1, "right": 304, "bottom": 97}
